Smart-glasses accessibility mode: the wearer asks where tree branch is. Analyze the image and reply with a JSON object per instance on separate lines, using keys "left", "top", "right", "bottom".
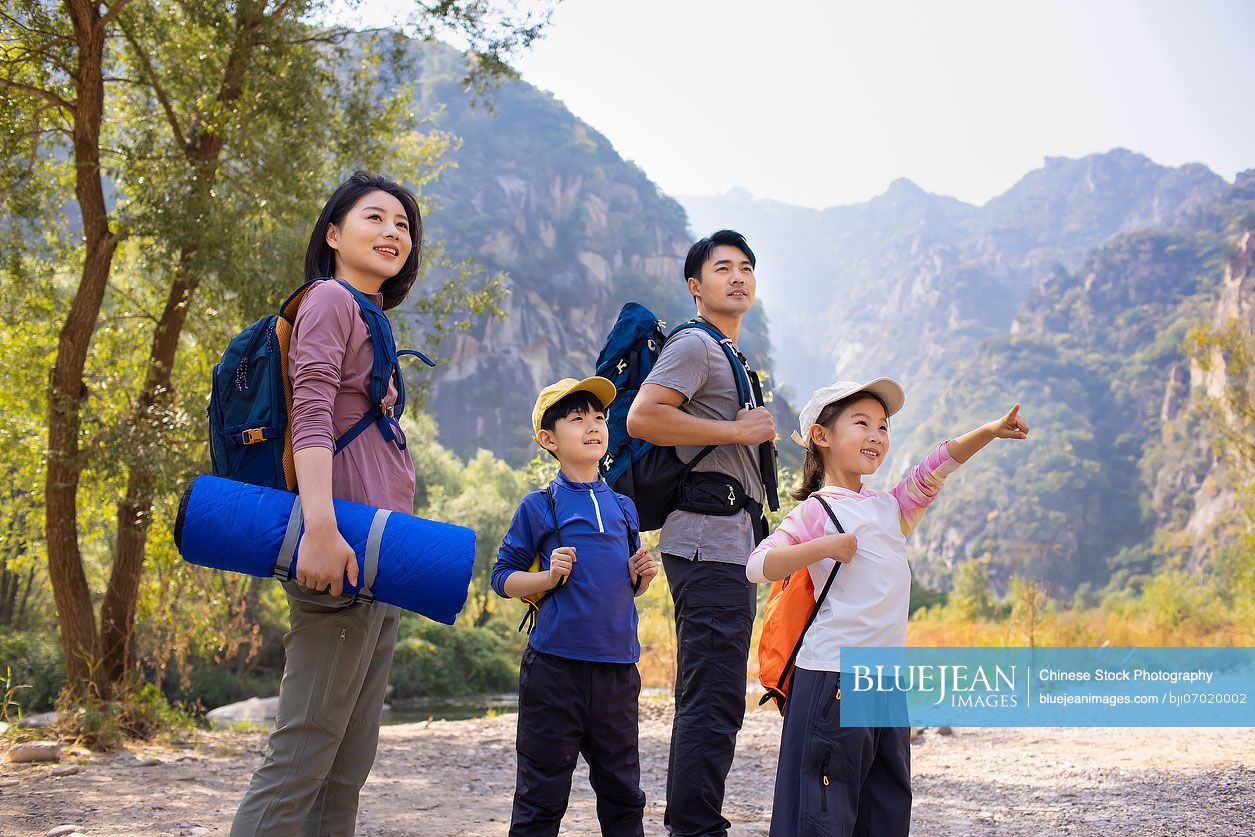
{"left": 98, "top": 0, "right": 134, "bottom": 29}
{"left": 0, "top": 77, "right": 73, "bottom": 112}
{"left": 117, "top": 25, "right": 190, "bottom": 153}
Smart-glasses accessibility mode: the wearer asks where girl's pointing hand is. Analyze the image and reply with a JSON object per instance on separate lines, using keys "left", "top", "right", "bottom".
{"left": 991, "top": 404, "right": 1029, "bottom": 440}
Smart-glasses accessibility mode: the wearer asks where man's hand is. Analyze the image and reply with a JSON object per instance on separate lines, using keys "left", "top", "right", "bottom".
{"left": 989, "top": 404, "right": 1029, "bottom": 440}
{"left": 629, "top": 546, "right": 658, "bottom": 595}
{"left": 548, "top": 546, "right": 576, "bottom": 589}
{"left": 295, "top": 523, "right": 358, "bottom": 596}
{"left": 734, "top": 406, "right": 776, "bottom": 445}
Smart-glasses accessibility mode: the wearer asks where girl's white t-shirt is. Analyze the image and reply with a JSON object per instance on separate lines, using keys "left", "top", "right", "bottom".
{"left": 746, "top": 443, "right": 957, "bottom": 672}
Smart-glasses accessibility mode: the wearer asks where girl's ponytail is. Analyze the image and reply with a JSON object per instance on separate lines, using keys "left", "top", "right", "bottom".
{"left": 791, "top": 444, "right": 826, "bottom": 501}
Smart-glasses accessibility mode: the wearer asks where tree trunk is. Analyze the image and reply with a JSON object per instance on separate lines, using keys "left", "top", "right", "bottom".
{"left": 100, "top": 267, "right": 199, "bottom": 685}
{"left": 46, "top": 1, "right": 120, "bottom": 694}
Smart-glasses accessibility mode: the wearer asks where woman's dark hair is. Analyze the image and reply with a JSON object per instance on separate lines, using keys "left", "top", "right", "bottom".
{"left": 792, "top": 391, "right": 891, "bottom": 501}
{"left": 683, "top": 229, "right": 756, "bottom": 283}
{"left": 304, "top": 172, "right": 423, "bottom": 310}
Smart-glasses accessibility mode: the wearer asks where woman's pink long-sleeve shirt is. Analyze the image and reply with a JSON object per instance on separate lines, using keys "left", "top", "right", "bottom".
{"left": 288, "top": 279, "right": 416, "bottom": 515}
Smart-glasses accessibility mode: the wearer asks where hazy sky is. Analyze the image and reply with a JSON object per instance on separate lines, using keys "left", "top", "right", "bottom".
{"left": 351, "top": 0, "right": 1255, "bottom": 209}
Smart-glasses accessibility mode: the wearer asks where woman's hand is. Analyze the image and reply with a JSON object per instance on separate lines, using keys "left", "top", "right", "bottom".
{"left": 295, "top": 522, "right": 358, "bottom": 596}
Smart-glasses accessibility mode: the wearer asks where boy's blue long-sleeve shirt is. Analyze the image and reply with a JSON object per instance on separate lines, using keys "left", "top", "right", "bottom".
{"left": 492, "top": 470, "right": 641, "bottom": 663}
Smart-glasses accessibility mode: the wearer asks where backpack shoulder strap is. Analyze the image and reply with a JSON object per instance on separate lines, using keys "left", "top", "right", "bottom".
{"left": 669, "top": 319, "right": 756, "bottom": 410}
{"left": 608, "top": 491, "right": 645, "bottom": 593}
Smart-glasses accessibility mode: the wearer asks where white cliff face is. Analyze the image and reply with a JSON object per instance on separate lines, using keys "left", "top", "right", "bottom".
{"left": 1174, "top": 230, "right": 1255, "bottom": 570}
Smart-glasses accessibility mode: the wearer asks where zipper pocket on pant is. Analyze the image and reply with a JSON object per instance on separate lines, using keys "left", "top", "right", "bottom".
{"left": 322, "top": 626, "right": 348, "bottom": 709}
{"left": 819, "top": 748, "right": 831, "bottom": 812}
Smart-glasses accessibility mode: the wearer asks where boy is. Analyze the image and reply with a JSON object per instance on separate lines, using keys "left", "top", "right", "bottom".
{"left": 491, "top": 376, "right": 659, "bottom": 837}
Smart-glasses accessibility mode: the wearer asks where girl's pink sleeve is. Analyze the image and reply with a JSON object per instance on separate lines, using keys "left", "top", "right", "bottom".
{"left": 746, "top": 498, "right": 831, "bottom": 583}
{"left": 890, "top": 441, "right": 960, "bottom": 536}
{"left": 289, "top": 281, "right": 354, "bottom": 453}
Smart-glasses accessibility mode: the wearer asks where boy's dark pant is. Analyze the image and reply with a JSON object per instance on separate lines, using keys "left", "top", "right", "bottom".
{"left": 770, "top": 668, "right": 911, "bottom": 837}
{"left": 510, "top": 646, "right": 645, "bottom": 837}
{"left": 662, "top": 554, "right": 757, "bottom": 837}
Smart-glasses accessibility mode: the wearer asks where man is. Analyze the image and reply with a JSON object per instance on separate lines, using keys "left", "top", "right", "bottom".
{"left": 626, "top": 229, "right": 778, "bottom": 836}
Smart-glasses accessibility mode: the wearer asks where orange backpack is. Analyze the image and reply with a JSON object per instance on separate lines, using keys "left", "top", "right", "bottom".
{"left": 757, "top": 497, "right": 845, "bottom": 715}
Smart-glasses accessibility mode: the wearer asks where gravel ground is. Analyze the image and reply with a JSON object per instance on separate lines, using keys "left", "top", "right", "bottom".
{"left": 2, "top": 700, "right": 1252, "bottom": 836}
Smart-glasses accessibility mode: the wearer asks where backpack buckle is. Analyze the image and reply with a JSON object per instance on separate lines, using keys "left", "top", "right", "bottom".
{"left": 381, "top": 401, "right": 394, "bottom": 418}
{"left": 241, "top": 427, "right": 266, "bottom": 445}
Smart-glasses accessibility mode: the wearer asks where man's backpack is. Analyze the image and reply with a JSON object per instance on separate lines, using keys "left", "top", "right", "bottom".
{"left": 208, "top": 278, "right": 432, "bottom": 491}
{"left": 757, "top": 498, "right": 845, "bottom": 715}
{"left": 595, "top": 302, "right": 778, "bottom": 532}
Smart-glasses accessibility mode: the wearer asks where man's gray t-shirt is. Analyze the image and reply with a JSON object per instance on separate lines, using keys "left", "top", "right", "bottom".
{"left": 643, "top": 327, "right": 765, "bottom": 565}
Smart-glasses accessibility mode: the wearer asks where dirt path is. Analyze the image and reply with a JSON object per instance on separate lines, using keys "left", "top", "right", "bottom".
{"left": 2, "top": 701, "right": 1252, "bottom": 836}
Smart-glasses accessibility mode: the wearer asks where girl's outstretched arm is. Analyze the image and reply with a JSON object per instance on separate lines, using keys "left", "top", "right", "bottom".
{"left": 946, "top": 404, "right": 1030, "bottom": 463}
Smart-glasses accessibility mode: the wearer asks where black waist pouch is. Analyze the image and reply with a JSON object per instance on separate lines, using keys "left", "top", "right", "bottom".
{"left": 676, "top": 471, "right": 770, "bottom": 547}
{"left": 676, "top": 471, "right": 749, "bottom": 516}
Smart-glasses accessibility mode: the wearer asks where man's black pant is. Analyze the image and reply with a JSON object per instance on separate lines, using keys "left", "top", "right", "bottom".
{"left": 769, "top": 668, "right": 911, "bottom": 836}
{"left": 510, "top": 646, "right": 645, "bottom": 837}
{"left": 663, "top": 554, "right": 757, "bottom": 837}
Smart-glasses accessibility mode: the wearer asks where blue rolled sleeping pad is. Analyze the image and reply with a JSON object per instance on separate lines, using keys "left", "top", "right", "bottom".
{"left": 173, "top": 474, "right": 474, "bottom": 624}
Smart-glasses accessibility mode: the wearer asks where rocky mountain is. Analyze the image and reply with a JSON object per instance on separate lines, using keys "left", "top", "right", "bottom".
{"left": 387, "top": 37, "right": 1249, "bottom": 593}
{"left": 398, "top": 41, "right": 780, "bottom": 466}
{"left": 684, "top": 164, "right": 1251, "bottom": 594}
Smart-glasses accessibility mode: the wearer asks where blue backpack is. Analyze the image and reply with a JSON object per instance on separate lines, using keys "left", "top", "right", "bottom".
{"left": 208, "top": 278, "right": 433, "bottom": 490}
{"left": 595, "top": 302, "right": 778, "bottom": 532}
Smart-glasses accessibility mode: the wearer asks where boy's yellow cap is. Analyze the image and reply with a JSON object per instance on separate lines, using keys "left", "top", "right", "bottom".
{"left": 532, "top": 376, "right": 617, "bottom": 438}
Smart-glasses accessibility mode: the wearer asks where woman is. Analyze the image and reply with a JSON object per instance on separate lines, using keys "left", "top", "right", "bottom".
{"left": 232, "top": 172, "right": 422, "bottom": 835}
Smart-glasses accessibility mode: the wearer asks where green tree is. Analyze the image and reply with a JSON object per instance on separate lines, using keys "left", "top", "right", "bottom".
{"left": 421, "top": 447, "right": 531, "bottom": 626}
{"left": 1, "top": 0, "right": 551, "bottom": 701}
{"left": 948, "top": 560, "right": 994, "bottom": 621}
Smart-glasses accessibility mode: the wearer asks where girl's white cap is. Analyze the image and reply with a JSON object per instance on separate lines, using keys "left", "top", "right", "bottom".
{"left": 791, "top": 378, "right": 907, "bottom": 446}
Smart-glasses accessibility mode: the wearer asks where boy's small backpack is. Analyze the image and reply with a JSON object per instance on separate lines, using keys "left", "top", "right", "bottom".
{"left": 595, "top": 302, "right": 778, "bottom": 531}
{"left": 208, "top": 278, "right": 433, "bottom": 491}
{"left": 516, "top": 486, "right": 641, "bottom": 633}
{"left": 757, "top": 497, "right": 845, "bottom": 715}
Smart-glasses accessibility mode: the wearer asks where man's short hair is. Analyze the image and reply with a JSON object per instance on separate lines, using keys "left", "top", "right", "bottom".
{"left": 683, "top": 229, "right": 756, "bottom": 282}
{"left": 539, "top": 389, "right": 605, "bottom": 433}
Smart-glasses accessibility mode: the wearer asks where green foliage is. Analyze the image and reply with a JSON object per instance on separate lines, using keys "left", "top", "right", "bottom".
{"left": 0, "top": 630, "right": 63, "bottom": 713}
{"left": 908, "top": 579, "right": 946, "bottom": 614}
{"left": 417, "top": 432, "right": 534, "bottom": 624}
{"left": 388, "top": 613, "right": 524, "bottom": 699}
{"left": 947, "top": 561, "right": 994, "bottom": 621}
{"left": 166, "top": 665, "right": 282, "bottom": 714}
{"left": 58, "top": 681, "right": 196, "bottom": 751}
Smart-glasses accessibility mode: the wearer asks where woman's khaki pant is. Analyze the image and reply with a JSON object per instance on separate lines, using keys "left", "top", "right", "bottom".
{"left": 231, "top": 585, "right": 400, "bottom": 836}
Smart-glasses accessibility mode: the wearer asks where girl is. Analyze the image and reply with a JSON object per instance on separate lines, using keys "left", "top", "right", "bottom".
{"left": 232, "top": 172, "right": 422, "bottom": 835}
{"left": 746, "top": 378, "right": 1029, "bottom": 837}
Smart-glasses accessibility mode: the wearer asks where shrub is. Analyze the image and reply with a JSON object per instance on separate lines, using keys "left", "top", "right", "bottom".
{"left": 388, "top": 615, "right": 524, "bottom": 699}
{"left": 0, "top": 630, "right": 64, "bottom": 713}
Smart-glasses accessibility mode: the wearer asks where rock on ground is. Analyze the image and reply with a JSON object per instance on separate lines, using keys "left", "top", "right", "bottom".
{"left": 6, "top": 742, "right": 60, "bottom": 764}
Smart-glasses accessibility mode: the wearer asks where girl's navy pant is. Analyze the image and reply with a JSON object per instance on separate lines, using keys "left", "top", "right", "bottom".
{"left": 770, "top": 667, "right": 911, "bottom": 836}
